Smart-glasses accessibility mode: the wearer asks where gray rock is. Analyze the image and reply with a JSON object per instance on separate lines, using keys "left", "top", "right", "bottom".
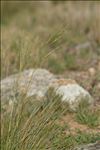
{"left": 1, "top": 69, "right": 56, "bottom": 104}
{"left": 74, "top": 141, "right": 100, "bottom": 150}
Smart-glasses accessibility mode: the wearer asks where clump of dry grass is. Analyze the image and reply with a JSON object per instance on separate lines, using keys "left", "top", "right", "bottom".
{"left": 1, "top": 89, "right": 100, "bottom": 150}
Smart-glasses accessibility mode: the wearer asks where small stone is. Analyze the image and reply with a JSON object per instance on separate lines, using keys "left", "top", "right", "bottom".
{"left": 88, "top": 67, "right": 96, "bottom": 76}
{"left": 74, "top": 141, "right": 100, "bottom": 150}
{"left": 97, "top": 83, "right": 100, "bottom": 89}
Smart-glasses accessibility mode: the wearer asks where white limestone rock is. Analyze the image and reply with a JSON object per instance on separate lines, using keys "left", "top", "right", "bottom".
{"left": 1, "top": 69, "right": 56, "bottom": 103}
{"left": 50, "top": 79, "right": 93, "bottom": 111}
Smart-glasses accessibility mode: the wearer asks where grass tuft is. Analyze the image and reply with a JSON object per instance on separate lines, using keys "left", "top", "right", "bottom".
{"left": 75, "top": 99, "right": 100, "bottom": 128}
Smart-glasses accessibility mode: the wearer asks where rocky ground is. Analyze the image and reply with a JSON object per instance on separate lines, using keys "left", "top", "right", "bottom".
{"left": 1, "top": 68, "right": 100, "bottom": 150}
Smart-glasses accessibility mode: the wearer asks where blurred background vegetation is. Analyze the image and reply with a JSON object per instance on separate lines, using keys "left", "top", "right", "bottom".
{"left": 1, "top": 1, "right": 100, "bottom": 78}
